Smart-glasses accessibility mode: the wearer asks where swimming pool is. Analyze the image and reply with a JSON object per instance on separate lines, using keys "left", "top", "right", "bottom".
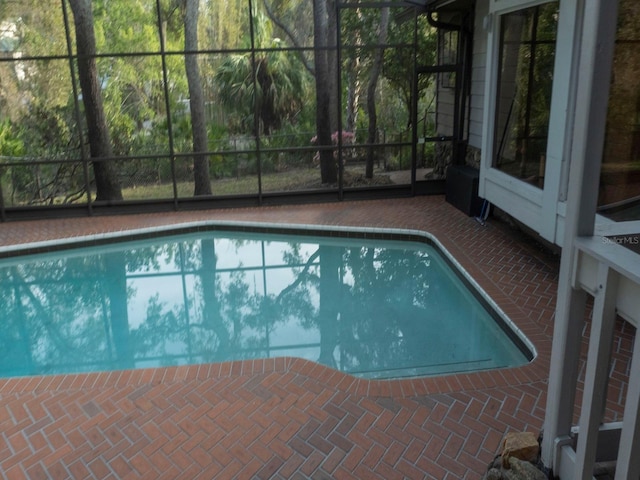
{"left": 0, "top": 225, "right": 533, "bottom": 379}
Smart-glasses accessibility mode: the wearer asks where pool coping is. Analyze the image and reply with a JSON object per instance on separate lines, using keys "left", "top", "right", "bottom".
{"left": 0, "top": 219, "right": 550, "bottom": 398}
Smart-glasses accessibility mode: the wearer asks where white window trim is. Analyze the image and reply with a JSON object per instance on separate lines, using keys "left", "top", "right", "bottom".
{"left": 489, "top": 0, "right": 557, "bottom": 14}
{"left": 480, "top": 0, "right": 582, "bottom": 244}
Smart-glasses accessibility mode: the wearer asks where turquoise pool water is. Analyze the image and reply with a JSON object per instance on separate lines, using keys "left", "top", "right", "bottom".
{"left": 0, "top": 228, "right": 532, "bottom": 379}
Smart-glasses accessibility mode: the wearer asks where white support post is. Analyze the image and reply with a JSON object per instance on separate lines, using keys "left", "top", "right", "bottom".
{"left": 541, "top": 261, "right": 587, "bottom": 465}
{"left": 574, "top": 264, "right": 618, "bottom": 480}
{"left": 541, "top": 0, "right": 619, "bottom": 469}
{"left": 615, "top": 333, "right": 640, "bottom": 479}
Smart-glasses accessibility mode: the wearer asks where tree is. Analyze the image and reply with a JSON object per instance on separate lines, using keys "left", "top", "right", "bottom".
{"left": 262, "top": 0, "right": 314, "bottom": 73}
{"left": 68, "top": 0, "right": 123, "bottom": 202}
{"left": 1, "top": 0, "right": 92, "bottom": 205}
{"left": 384, "top": 14, "right": 437, "bottom": 124}
{"left": 264, "top": 0, "right": 338, "bottom": 183}
{"left": 313, "top": 0, "right": 337, "bottom": 184}
{"left": 365, "top": 7, "right": 390, "bottom": 179}
{"left": 183, "top": 0, "right": 212, "bottom": 196}
{"left": 343, "top": 6, "right": 364, "bottom": 133}
{"left": 214, "top": 12, "right": 310, "bottom": 135}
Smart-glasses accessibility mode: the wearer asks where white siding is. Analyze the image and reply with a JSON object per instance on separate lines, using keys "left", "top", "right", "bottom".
{"left": 468, "top": 0, "right": 489, "bottom": 149}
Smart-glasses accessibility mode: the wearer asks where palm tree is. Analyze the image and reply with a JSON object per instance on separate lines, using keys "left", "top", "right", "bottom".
{"left": 214, "top": 13, "right": 310, "bottom": 136}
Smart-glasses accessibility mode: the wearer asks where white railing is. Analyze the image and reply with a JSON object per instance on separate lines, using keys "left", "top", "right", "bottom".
{"left": 550, "top": 225, "right": 640, "bottom": 479}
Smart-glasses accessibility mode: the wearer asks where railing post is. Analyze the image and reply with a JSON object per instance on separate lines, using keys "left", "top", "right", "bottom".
{"left": 541, "top": 0, "right": 619, "bottom": 469}
{"left": 615, "top": 334, "right": 640, "bottom": 479}
{"left": 574, "top": 264, "right": 618, "bottom": 479}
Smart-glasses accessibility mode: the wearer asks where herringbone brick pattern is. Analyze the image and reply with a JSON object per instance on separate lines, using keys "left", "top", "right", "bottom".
{"left": 0, "top": 196, "right": 633, "bottom": 479}
{"left": 0, "top": 361, "right": 549, "bottom": 480}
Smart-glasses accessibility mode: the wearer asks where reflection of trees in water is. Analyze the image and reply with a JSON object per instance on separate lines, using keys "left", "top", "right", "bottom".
{"left": 0, "top": 251, "right": 134, "bottom": 376}
{"left": 318, "top": 246, "right": 340, "bottom": 369}
{"left": 273, "top": 244, "right": 436, "bottom": 374}
{"left": 129, "top": 237, "right": 319, "bottom": 364}
{"left": 105, "top": 252, "right": 133, "bottom": 370}
{"left": 337, "top": 246, "right": 436, "bottom": 375}
{"left": 0, "top": 234, "right": 443, "bottom": 377}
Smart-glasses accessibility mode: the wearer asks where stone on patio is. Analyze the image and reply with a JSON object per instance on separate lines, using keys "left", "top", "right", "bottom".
{"left": 501, "top": 432, "right": 540, "bottom": 468}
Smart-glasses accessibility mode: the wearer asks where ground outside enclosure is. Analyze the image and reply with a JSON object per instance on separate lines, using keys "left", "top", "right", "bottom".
{"left": 0, "top": 196, "right": 632, "bottom": 479}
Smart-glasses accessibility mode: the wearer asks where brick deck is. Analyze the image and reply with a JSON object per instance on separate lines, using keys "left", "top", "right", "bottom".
{"left": 0, "top": 196, "right": 632, "bottom": 479}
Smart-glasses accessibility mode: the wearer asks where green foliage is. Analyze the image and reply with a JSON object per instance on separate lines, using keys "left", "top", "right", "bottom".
{"left": 339, "top": 6, "right": 433, "bottom": 140}
{"left": 263, "top": 0, "right": 314, "bottom": 49}
{"left": 0, "top": 121, "right": 24, "bottom": 157}
{"left": 207, "top": 124, "right": 239, "bottom": 179}
{"left": 384, "top": 15, "right": 437, "bottom": 111}
{"left": 17, "top": 101, "right": 75, "bottom": 158}
{"left": 495, "top": 2, "right": 558, "bottom": 180}
{"left": 202, "top": 0, "right": 249, "bottom": 50}
{"left": 10, "top": 102, "right": 86, "bottom": 204}
{"left": 261, "top": 123, "right": 317, "bottom": 172}
{"left": 214, "top": 54, "right": 254, "bottom": 131}
{"left": 214, "top": 12, "right": 312, "bottom": 136}
{"left": 94, "top": 0, "right": 161, "bottom": 53}
{"left": 0, "top": 120, "right": 20, "bottom": 204}
{"left": 0, "top": 0, "right": 426, "bottom": 204}
{"left": 13, "top": 0, "right": 68, "bottom": 57}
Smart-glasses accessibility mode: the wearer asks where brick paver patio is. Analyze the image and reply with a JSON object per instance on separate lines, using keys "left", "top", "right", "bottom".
{"left": 0, "top": 196, "right": 631, "bottom": 479}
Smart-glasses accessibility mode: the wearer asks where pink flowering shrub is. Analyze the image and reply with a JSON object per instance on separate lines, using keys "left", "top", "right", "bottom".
{"left": 311, "top": 131, "right": 357, "bottom": 165}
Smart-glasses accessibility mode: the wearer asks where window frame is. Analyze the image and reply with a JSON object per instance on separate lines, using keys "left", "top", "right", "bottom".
{"left": 479, "top": 0, "right": 581, "bottom": 244}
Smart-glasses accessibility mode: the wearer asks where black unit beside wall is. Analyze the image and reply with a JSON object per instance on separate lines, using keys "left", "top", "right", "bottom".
{"left": 445, "top": 165, "right": 483, "bottom": 216}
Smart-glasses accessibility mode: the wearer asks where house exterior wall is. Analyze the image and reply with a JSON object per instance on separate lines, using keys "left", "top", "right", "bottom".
{"left": 468, "top": 0, "right": 489, "bottom": 152}
{"left": 431, "top": 3, "right": 488, "bottom": 170}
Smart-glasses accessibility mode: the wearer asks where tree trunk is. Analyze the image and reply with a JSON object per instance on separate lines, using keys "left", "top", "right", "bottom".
{"left": 365, "top": 8, "right": 390, "bottom": 179}
{"left": 256, "top": 57, "right": 280, "bottom": 135}
{"left": 326, "top": 0, "right": 339, "bottom": 132}
{"left": 318, "top": 245, "right": 341, "bottom": 368}
{"left": 200, "top": 239, "right": 230, "bottom": 358}
{"left": 68, "top": 0, "right": 123, "bottom": 202}
{"left": 346, "top": 56, "right": 361, "bottom": 133}
{"left": 104, "top": 252, "right": 133, "bottom": 369}
{"left": 345, "top": 8, "right": 364, "bottom": 134}
{"left": 313, "top": 0, "right": 337, "bottom": 184}
{"left": 346, "top": 8, "right": 363, "bottom": 133}
{"left": 184, "top": 0, "right": 212, "bottom": 196}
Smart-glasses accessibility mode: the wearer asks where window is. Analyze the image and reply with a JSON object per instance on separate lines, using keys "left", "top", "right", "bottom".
{"left": 492, "top": 2, "right": 559, "bottom": 189}
{"left": 598, "top": 0, "right": 640, "bottom": 221}
{"left": 439, "top": 29, "right": 457, "bottom": 88}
